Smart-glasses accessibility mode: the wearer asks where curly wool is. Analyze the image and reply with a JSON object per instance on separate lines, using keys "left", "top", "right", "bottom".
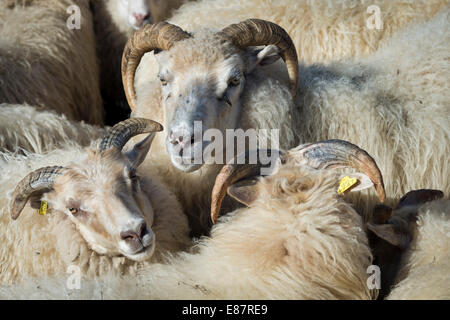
{"left": 0, "top": 104, "right": 106, "bottom": 154}
{"left": 133, "top": 8, "right": 450, "bottom": 235}
{"left": 386, "top": 200, "right": 450, "bottom": 299}
{"left": 0, "top": 144, "right": 191, "bottom": 285}
{"left": 0, "top": 0, "right": 103, "bottom": 128}
{"left": 0, "top": 166, "right": 375, "bottom": 299}
{"left": 169, "top": 0, "right": 448, "bottom": 64}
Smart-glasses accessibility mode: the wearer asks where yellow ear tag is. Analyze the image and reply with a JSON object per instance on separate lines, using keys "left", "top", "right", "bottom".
{"left": 39, "top": 200, "right": 48, "bottom": 215}
{"left": 337, "top": 176, "right": 358, "bottom": 195}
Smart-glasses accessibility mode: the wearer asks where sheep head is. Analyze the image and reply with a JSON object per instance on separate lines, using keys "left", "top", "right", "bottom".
{"left": 9, "top": 118, "right": 164, "bottom": 262}
{"left": 210, "top": 139, "right": 386, "bottom": 224}
{"left": 122, "top": 19, "right": 298, "bottom": 172}
{"left": 118, "top": 0, "right": 152, "bottom": 30}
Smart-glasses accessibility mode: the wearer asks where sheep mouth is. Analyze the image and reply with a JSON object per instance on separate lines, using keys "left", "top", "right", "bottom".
{"left": 120, "top": 232, "right": 156, "bottom": 261}
{"left": 167, "top": 140, "right": 211, "bottom": 172}
{"left": 129, "top": 17, "right": 152, "bottom": 30}
{"left": 122, "top": 240, "right": 155, "bottom": 262}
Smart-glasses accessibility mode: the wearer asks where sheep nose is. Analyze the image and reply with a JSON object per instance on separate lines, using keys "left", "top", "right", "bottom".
{"left": 120, "top": 222, "right": 147, "bottom": 241}
{"left": 169, "top": 130, "right": 195, "bottom": 148}
{"left": 133, "top": 13, "right": 149, "bottom": 23}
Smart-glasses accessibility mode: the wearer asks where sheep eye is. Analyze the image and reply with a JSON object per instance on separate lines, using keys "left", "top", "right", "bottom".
{"left": 130, "top": 173, "right": 140, "bottom": 182}
{"left": 129, "top": 169, "right": 139, "bottom": 179}
{"left": 229, "top": 77, "right": 240, "bottom": 87}
{"left": 69, "top": 208, "right": 79, "bottom": 215}
{"left": 158, "top": 74, "right": 168, "bottom": 86}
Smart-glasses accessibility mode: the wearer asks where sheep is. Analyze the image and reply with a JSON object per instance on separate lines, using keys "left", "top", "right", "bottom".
{"left": 0, "top": 139, "right": 386, "bottom": 299}
{"left": 0, "top": 0, "right": 103, "bottom": 126}
{"left": 0, "top": 103, "right": 106, "bottom": 154}
{"left": 168, "top": 0, "right": 449, "bottom": 66}
{"left": 0, "top": 118, "right": 190, "bottom": 284}
{"left": 366, "top": 190, "right": 449, "bottom": 299}
{"left": 122, "top": 8, "right": 449, "bottom": 237}
{"left": 91, "top": 0, "right": 185, "bottom": 125}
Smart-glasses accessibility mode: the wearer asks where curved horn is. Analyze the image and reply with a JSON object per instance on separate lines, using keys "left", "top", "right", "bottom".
{"left": 211, "top": 139, "right": 385, "bottom": 224}
{"left": 210, "top": 149, "right": 283, "bottom": 224}
{"left": 10, "top": 166, "right": 66, "bottom": 220}
{"left": 286, "top": 139, "right": 386, "bottom": 202}
{"left": 99, "top": 118, "right": 163, "bottom": 152}
{"left": 122, "top": 22, "right": 191, "bottom": 110}
{"left": 221, "top": 19, "right": 298, "bottom": 97}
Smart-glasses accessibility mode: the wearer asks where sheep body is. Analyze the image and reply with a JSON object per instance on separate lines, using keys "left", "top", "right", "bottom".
{"left": 386, "top": 200, "right": 450, "bottom": 299}
{"left": 169, "top": 0, "right": 448, "bottom": 65}
{"left": 0, "top": 137, "right": 190, "bottom": 284}
{"left": 0, "top": 165, "right": 375, "bottom": 299}
{"left": 0, "top": 0, "right": 103, "bottom": 127}
{"left": 0, "top": 104, "right": 106, "bottom": 154}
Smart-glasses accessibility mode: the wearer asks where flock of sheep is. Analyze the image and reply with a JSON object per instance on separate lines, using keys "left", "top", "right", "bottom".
{"left": 0, "top": 0, "right": 448, "bottom": 300}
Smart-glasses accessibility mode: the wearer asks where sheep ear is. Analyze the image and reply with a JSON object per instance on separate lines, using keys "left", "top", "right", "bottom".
{"left": 247, "top": 45, "right": 281, "bottom": 72}
{"left": 397, "top": 189, "right": 444, "bottom": 209}
{"left": 28, "top": 192, "right": 49, "bottom": 210}
{"left": 366, "top": 223, "right": 409, "bottom": 249}
{"left": 227, "top": 179, "right": 259, "bottom": 207}
{"left": 125, "top": 133, "right": 155, "bottom": 169}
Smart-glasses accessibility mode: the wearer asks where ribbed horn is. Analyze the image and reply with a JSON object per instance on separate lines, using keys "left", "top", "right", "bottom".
{"left": 221, "top": 19, "right": 299, "bottom": 97}
{"left": 210, "top": 139, "right": 385, "bottom": 224}
{"left": 210, "top": 149, "right": 283, "bottom": 224}
{"left": 286, "top": 139, "right": 385, "bottom": 202}
{"left": 99, "top": 118, "right": 163, "bottom": 152}
{"left": 10, "top": 166, "right": 66, "bottom": 220}
{"left": 122, "top": 22, "right": 191, "bottom": 110}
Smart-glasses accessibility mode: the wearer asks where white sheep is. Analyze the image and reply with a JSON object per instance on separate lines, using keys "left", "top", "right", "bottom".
{"left": 122, "top": 8, "right": 449, "bottom": 236}
{"left": 0, "top": 139, "right": 385, "bottom": 299}
{"left": 0, "top": 118, "right": 190, "bottom": 284}
{"left": 0, "top": 103, "right": 106, "bottom": 154}
{"left": 0, "top": 0, "right": 103, "bottom": 126}
{"left": 168, "top": 0, "right": 448, "bottom": 65}
{"left": 91, "top": 0, "right": 185, "bottom": 124}
{"left": 366, "top": 190, "right": 449, "bottom": 300}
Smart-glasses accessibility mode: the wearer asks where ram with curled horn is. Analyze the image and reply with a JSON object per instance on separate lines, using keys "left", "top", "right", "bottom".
{"left": 0, "top": 139, "right": 386, "bottom": 299}
{"left": 121, "top": 18, "right": 303, "bottom": 236}
{"left": 122, "top": 8, "right": 450, "bottom": 240}
{"left": 0, "top": 118, "right": 190, "bottom": 284}
{"left": 211, "top": 139, "right": 386, "bottom": 224}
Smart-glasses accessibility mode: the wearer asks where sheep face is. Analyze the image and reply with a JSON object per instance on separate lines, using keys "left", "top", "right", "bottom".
{"left": 155, "top": 31, "right": 282, "bottom": 172}
{"left": 9, "top": 119, "right": 164, "bottom": 262}
{"left": 119, "top": 0, "right": 151, "bottom": 30}
{"left": 42, "top": 149, "right": 156, "bottom": 262}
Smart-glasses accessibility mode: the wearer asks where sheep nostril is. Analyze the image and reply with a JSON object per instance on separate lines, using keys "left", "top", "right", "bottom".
{"left": 120, "top": 231, "right": 138, "bottom": 241}
{"left": 133, "top": 13, "right": 145, "bottom": 22}
{"left": 169, "top": 131, "right": 178, "bottom": 145}
{"left": 138, "top": 222, "right": 147, "bottom": 238}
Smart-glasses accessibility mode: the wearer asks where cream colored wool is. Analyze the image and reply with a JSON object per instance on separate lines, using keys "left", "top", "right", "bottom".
{"left": 295, "top": 9, "right": 450, "bottom": 213}
{"left": 133, "top": 9, "right": 450, "bottom": 235}
{"left": 386, "top": 200, "right": 450, "bottom": 299}
{"left": 0, "top": 144, "right": 191, "bottom": 284}
{"left": 169, "top": 0, "right": 448, "bottom": 64}
{"left": 0, "top": 0, "right": 103, "bottom": 126}
{"left": 0, "top": 166, "right": 375, "bottom": 299}
{"left": 0, "top": 104, "right": 106, "bottom": 154}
